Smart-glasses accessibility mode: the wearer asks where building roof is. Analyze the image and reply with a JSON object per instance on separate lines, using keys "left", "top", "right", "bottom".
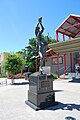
{"left": 56, "top": 14, "right": 80, "bottom": 38}
{"left": 47, "top": 14, "right": 80, "bottom": 56}
{"left": 48, "top": 37, "right": 80, "bottom": 54}
{"left": 46, "top": 49, "right": 56, "bottom": 58}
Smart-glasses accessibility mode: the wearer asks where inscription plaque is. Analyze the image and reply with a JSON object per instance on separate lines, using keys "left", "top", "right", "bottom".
{"left": 41, "top": 81, "right": 50, "bottom": 88}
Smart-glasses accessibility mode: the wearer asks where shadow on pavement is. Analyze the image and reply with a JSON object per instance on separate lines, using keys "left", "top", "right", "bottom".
{"left": 53, "top": 90, "right": 64, "bottom": 92}
{"left": 69, "top": 77, "right": 80, "bottom": 83}
{"left": 13, "top": 82, "right": 29, "bottom": 85}
{"left": 65, "top": 116, "right": 76, "bottom": 120}
{"left": 46, "top": 102, "right": 80, "bottom": 111}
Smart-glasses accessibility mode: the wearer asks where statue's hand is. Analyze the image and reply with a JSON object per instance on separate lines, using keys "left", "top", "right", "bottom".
{"left": 38, "top": 17, "right": 42, "bottom": 24}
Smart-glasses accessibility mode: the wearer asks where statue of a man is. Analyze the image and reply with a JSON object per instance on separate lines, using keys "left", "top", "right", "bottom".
{"left": 35, "top": 17, "right": 47, "bottom": 74}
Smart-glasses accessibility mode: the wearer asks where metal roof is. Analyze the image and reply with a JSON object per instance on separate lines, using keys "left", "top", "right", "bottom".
{"left": 48, "top": 37, "right": 80, "bottom": 54}
{"left": 56, "top": 14, "right": 80, "bottom": 38}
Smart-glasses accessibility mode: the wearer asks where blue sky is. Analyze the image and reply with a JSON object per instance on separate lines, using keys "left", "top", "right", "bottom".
{"left": 0, "top": 0, "right": 80, "bottom": 53}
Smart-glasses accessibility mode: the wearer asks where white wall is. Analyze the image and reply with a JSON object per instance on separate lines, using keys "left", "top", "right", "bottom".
{"left": 45, "top": 53, "right": 75, "bottom": 75}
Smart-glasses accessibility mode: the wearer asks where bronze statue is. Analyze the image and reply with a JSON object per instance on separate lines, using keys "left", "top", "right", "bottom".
{"left": 35, "top": 17, "right": 47, "bottom": 74}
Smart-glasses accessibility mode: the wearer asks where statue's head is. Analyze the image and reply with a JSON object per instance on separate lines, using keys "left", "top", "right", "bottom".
{"left": 37, "top": 26, "right": 40, "bottom": 31}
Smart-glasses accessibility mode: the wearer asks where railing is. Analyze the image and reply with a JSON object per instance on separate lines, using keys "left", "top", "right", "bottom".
{"left": 56, "top": 66, "right": 71, "bottom": 75}
{"left": 65, "top": 66, "right": 71, "bottom": 73}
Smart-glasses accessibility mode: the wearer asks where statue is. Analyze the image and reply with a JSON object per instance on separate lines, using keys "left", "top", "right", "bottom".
{"left": 35, "top": 17, "right": 47, "bottom": 74}
{"left": 25, "top": 17, "right": 56, "bottom": 110}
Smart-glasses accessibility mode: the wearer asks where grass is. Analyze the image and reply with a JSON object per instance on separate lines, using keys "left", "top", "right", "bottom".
{"left": 51, "top": 73, "right": 58, "bottom": 79}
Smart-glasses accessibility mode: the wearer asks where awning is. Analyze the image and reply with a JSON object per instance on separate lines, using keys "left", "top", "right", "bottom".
{"left": 48, "top": 37, "right": 80, "bottom": 54}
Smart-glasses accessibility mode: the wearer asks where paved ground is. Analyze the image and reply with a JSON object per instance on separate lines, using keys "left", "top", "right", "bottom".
{"left": 0, "top": 77, "right": 80, "bottom": 120}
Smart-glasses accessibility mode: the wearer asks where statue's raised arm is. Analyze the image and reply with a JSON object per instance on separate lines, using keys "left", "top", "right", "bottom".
{"left": 35, "top": 17, "right": 44, "bottom": 38}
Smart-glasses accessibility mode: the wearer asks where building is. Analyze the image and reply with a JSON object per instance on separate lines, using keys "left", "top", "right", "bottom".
{"left": 0, "top": 52, "right": 8, "bottom": 74}
{"left": 45, "top": 14, "right": 80, "bottom": 77}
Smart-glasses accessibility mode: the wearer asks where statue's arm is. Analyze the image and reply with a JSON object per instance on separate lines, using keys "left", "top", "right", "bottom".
{"left": 35, "top": 23, "right": 39, "bottom": 36}
{"left": 40, "top": 23, "right": 44, "bottom": 34}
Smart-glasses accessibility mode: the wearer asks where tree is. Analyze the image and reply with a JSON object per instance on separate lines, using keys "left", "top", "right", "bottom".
{"left": 16, "top": 50, "right": 27, "bottom": 73}
{"left": 25, "top": 38, "right": 37, "bottom": 72}
{"left": 25, "top": 36, "right": 56, "bottom": 72}
{"left": 3, "top": 53, "right": 25, "bottom": 76}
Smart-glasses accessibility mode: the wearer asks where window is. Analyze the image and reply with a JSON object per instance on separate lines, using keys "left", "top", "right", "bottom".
{"left": 52, "top": 56, "right": 63, "bottom": 65}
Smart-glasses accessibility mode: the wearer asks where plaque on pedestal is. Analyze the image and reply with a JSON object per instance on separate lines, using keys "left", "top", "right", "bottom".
{"left": 29, "top": 74, "right": 53, "bottom": 93}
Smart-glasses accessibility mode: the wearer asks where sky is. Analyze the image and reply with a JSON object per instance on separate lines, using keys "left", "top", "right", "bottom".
{"left": 0, "top": 0, "right": 80, "bottom": 53}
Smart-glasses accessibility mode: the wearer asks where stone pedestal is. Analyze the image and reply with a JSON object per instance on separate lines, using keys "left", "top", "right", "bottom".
{"left": 25, "top": 74, "right": 57, "bottom": 110}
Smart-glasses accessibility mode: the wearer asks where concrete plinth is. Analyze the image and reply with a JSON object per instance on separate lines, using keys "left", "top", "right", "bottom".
{"left": 25, "top": 73, "right": 58, "bottom": 110}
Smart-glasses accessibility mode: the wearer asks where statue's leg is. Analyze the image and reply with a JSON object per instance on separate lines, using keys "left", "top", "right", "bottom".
{"left": 39, "top": 44, "right": 43, "bottom": 74}
{"left": 40, "top": 58, "right": 43, "bottom": 74}
{"left": 36, "top": 40, "right": 39, "bottom": 50}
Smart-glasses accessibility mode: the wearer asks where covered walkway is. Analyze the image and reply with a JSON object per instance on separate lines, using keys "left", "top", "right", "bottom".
{"left": 48, "top": 37, "right": 80, "bottom": 54}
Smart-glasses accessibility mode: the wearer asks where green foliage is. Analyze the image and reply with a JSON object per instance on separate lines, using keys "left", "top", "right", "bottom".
{"left": 51, "top": 73, "right": 58, "bottom": 79}
{"left": 43, "top": 35, "right": 56, "bottom": 44}
{"left": 0, "top": 74, "right": 7, "bottom": 78}
{"left": 29, "top": 38, "right": 36, "bottom": 48}
{"left": 3, "top": 53, "right": 25, "bottom": 75}
{"left": 25, "top": 38, "right": 38, "bottom": 72}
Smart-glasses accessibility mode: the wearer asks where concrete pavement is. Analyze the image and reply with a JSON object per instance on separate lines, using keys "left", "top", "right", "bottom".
{"left": 0, "top": 78, "right": 80, "bottom": 120}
